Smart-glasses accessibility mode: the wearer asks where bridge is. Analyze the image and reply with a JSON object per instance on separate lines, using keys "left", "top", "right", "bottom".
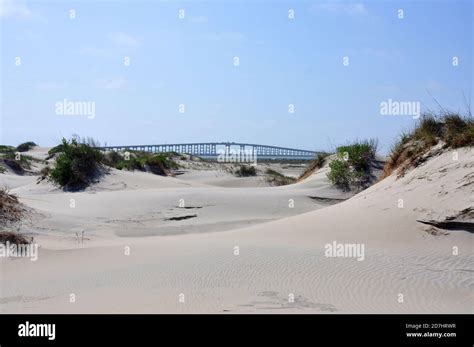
{"left": 99, "top": 142, "right": 319, "bottom": 161}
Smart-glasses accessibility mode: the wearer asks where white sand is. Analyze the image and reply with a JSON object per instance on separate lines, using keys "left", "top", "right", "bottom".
{"left": 0, "top": 147, "right": 472, "bottom": 313}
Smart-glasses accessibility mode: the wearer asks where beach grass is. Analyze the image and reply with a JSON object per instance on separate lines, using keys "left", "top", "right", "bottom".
{"left": 0, "top": 187, "right": 25, "bottom": 231}
{"left": 298, "top": 152, "right": 331, "bottom": 181}
{"left": 265, "top": 168, "right": 296, "bottom": 186}
{"left": 383, "top": 112, "right": 474, "bottom": 178}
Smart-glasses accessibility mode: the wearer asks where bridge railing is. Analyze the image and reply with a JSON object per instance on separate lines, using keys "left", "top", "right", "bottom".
{"left": 97, "top": 142, "right": 320, "bottom": 160}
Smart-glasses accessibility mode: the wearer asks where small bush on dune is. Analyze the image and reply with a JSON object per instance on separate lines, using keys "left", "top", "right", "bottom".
{"left": 336, "top": 139, "right": 378, "bottom": 172}
{"left": 327, "top": 158, "right": 352, "bottom": 190}
{"left": 145, "top": 155, "right": 169, "bottom": 175}
{"left": 15, "top": 141, "right": 37, "bottom": 152}
{"left": 109, "top": 151, "right": 178, "bottom": 176}
{"left": 235, "top": 165, "right": 256, "bottom": 177}
{"left": 48, "top": 138, "right": 104, "bottom": 190}
{"left": 116, "top": 157, "right": 145, "bottom": 171}
{"left": 109, "top": 152, "right": 146, "bottom": 171}
{"left": 151, "top": 153, "right": 179, "bottom": 170}
{"left": 327, "top": 139, "right": 378, "bottom": 190}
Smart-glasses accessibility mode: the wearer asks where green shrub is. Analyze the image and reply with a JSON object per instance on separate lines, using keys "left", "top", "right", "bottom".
{"left": 152, "top": 153, "right": 179, "bottom": 170}
{"left": 115, "top": 158, "right": 144, "bottom": 171}
{"left": 49, "top": 138, "right": 104, "bottom": 190}
{"left": 327, "top": 158, "right": 352, "bottom": 190}
{"left": 145, "top": 155, "right": 168, "bottom": 175}
{"left": 106, "top": 151, "right": 178, "bottom": 176}
{"left": 235, "top": 165, "right": 256, "bottom": 177}
{"left": 15, "top": 141, "right": 37, "bottom": 152}
{"left": 336, "top": 139, "right": 377, "bottom": 172}
{"left": 47, "top": 144, "right": 65, "bottom": 158}
{"left": 327, "top": 139, "right": 377, "bottom": 190}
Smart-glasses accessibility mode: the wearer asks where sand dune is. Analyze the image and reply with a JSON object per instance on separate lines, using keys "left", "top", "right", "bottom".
{"left": 0, "top": 147, "right": 472, "bottom": 313}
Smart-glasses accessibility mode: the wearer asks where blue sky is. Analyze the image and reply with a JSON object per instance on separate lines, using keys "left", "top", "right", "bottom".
{"left": 1, "top": 0, "right": 472, "bottom": 153}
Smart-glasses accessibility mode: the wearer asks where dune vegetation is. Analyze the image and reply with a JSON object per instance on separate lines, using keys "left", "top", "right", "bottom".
{"left": 265, "top": 168, "right": 296, "bottom": 186}
{"left": 103, "top": 150, "right": 179, "bottom": 175}
{"left": 0, "top": 187, "right": 29, "bottom": 245}
{"left": 0, "top": 143, "right": 35, "bottom": 175}
{"left": 48, "top": 138, "right": 105, "bottom": 190}
{"left": 326, "top": 139, "right": 378, "bottom": 191}
{"left": 15, "top": 141, "right": 37, "bottom": 152}
{"left": 298, "top": 152, "right": 331, "bottom": 181}
{"left": 0, "top": 231, "right": 31, "bottom": 245}
{"left": 234, "top": 165, "right": 257, "bottom": 177}
{"left": 0, "top": 187, "right": 24, "bottom": 227}
{"left": 382, "top": 113, "right": 474, "bottom": 179}
{"left": 46, "top": 137, "right": 181, "bottom": 190}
